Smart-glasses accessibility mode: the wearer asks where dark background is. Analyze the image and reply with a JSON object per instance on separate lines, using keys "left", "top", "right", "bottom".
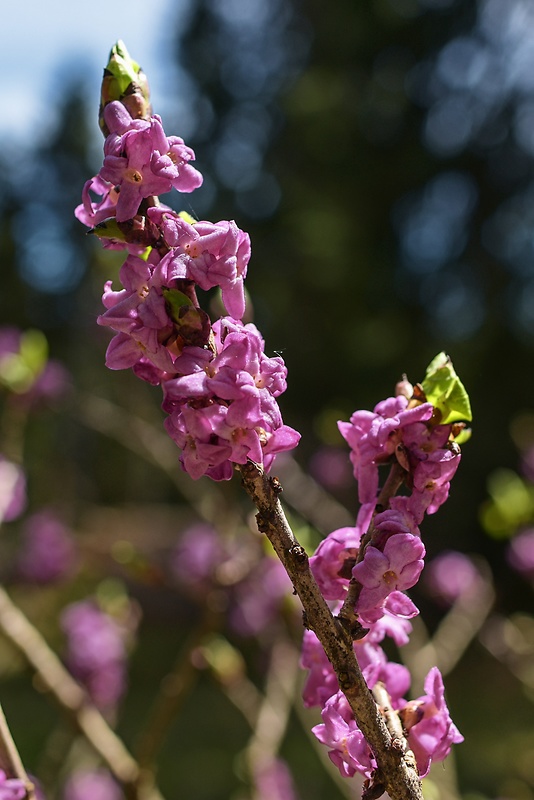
{"left": 2, "top": 1, "right": 534, "bottom": 798}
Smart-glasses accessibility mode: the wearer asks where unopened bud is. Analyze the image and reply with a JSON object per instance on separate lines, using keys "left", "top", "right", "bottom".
{"left": 395, "top": 374, "right": 413, "bottom": 400}
{"left": 99, "top": 40, "right": 152, "bottom": 135}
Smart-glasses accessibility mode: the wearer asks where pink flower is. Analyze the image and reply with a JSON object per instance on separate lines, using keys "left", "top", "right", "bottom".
{"left": 229, "top": 556, "right": 291, "bottom": 636}
{"left": 361, "top": 590, "right": 419, "bottom": 645}
{"left": 300, "top": 629, "right": 339, "bottom": 708}
{"left": 63, "top": 770, "right": 121, "bottom": 800}
{"left": 309, "top": 527, "right": 361, "bottom": 601}
{"left": 17, "top": 509, "right": 76, "bottom": 584}
{"left": 150, "top": 212, "right": 251, "bottom": 319}
{"left": 0, "top": 456, "right": 26, "bottom": 523}
{"left": 162, "top": 318, "right": 299, "bottom": 480}
{"left": 61, "top": 601, "right": 132, "bottom": 710}
{"left": 338, "top": 397, "right": 433, "bottom": 505}
{"left": 253, "top": 758, "right": 299, "bottom": 800}
{"left": 425, "top": 550, "right": 483, "bottom": 605}
{"left": 401, "top": 667, "right": 464, "bottom": 777}
{"left": 0, "top": 771, "right": 26, "bottom": 800}
{"left": 171, "top": 523, "right": 227, "bottom": 594}
{"left": 312, "top": 691, "right": 375, "bottom": 778}
{"left": 507, "top": 528, "right": 534, "bottom": 579}
{"left": 352, "top": 533, "right": 425, "bottom": 613}
{"left": 99, "top": 103, "right": 202, "bottom": 222}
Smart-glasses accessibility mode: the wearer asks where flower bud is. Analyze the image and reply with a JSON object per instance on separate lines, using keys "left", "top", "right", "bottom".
{"left": 99, "top": 40, "right": 152, "bottom": 135}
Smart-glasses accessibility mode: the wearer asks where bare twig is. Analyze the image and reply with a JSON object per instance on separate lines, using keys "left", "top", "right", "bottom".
{"left": 0, "top": 703, "right": 37, "bottom": 799}
{"left": 75, "top": 393, "right": 237, "bottom": 532}
{"left": 134, "top": 608, "right": 218, "bottom": 769}
{"left": 245, "top": 639, "right": 300, "bottom": 780}
{"left": 0, "top": 585, "right": 163, "bottom": 800}
{"left": 239, "top": 461, "right": 423, "bottom": 800}
{"left": 402, "top": 575, "right": 495, "bottom": 687}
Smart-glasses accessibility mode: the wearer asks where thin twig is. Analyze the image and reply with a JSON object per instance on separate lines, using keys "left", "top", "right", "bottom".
{"left": 402, "top": 575, "right": 495, "bottom": 687}
{"left": 0, "top": 703, "right": 37, "bottom": 799}
{"left": 239, "top": 462, "right": 423, "bottom": 800}
{"left": 0, "top": 585, "right": 164, "bottom": 800}
{"left": 75, "top": 393, "right": 237, "bottom": 531}
{"left": 134, "top": 607, "right": 218, "bottom": 769}
{"left": 245, "top": 638, "right": 300, "bottom": 785}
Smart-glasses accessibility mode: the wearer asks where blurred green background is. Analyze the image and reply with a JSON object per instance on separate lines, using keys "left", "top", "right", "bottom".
{"left": 2, "top": 0, "right": 534, "bottom": 798}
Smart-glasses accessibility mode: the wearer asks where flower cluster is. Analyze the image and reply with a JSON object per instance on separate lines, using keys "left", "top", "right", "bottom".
{"left": 61, "top": 599, "right": 133, "bottom": 711}
{"left": 76, "top": 46, "right": 299, "bottom": 480}
{"left": 16, "top": 509, "right": 76, "bottom": 584}
{"left": 303, "top": 368, "right": 470, "bottom": 779}
{"left": 63, "top": 770, "right": 120, "bottom": 800}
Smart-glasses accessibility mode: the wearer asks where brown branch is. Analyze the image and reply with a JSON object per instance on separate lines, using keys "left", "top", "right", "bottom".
{"left": 0, "top": 585, "right": 164, "bottom": 800}
{"left": 239, "top": 462, "right": 423, "bottom": 800}
{"left": 0, "top": 703, "right": 37, "bottom": 799}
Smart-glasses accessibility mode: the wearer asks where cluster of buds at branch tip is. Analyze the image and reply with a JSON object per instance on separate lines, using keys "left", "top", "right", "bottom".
{"left": 76, "top": 42, "right": 300, "bottom": 481}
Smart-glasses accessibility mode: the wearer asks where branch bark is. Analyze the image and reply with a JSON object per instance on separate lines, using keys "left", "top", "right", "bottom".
{"left": 0, "top": 585, "right": 163, "bottom": 800}
{"left": 239, "top": 461, "right": 423, "bottom": 800}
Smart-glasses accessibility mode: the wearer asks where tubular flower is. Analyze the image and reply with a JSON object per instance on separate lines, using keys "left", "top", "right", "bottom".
{"left": 400, "top": 667, "right": 464, "bottom": 777}
{"left": 352, "top": 533, "right": 425, "bottom": 614}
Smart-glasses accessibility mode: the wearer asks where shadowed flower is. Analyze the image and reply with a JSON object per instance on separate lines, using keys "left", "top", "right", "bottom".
{"left": 0, "top": 771, "right": 26, "bottom": 800}
{"left": 400, "top": 666, "right": 463, "bottom": 777}
{"left": 352, "top": 533, "right": 425, "bottom": 613}
{"left": 507, "top": 528, "right": 534, "bottom": 579}
{"left": 63, "top": 770, "right": 121, "bottom": 800}
{"left": 61, "top": 600, "right": 131, "bottom": 710}
{"left": 425, "top": 550, "right": 483, "bottom": 605}
{"left": 0, "top": 456, "right": 26, "bottom": 523}
{"left": 17, "top": 509, "right": 76, "bottom": 584}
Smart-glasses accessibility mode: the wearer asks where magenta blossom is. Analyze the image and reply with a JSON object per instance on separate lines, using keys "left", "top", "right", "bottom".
{"left": 352, "top": 533, "right": 425, "bottom": 613}
{"left": 229, "top": 555, "right": 291, "bottom": 636}
{"left": 63, "top": 770, "right": 121, "bottom": 800}
{"left": 300, "top": 629, "right": 339, "bottom": 708}
{"left": 401, "top": 666, "right": 464, "bottom": 777}
{"left": 0, "top": 772, "right": 26, "bottom": 800}
{"left": 309, "top": 526, "right": 361, "bottom": 601}
{"left": 61, "top": 600, "right": 131, "bottom": 710}
{"left": 17, "top": 509, "right": 76, "bottom": 584}
{"left": 507, "top": 528, "right": 534, "bottom": 579}
{"left": 338, "top": 397, "right": 434, "bottom": 505}
{"left": 360, "top": 590, "right": 419, "bottom": 645}
{"left": 171, "top": 522, "right": 228, "bottom": 593}
{"left": 425, "top": 550, "right": 483, "bottom": 605}
{"left": 312, "top": 691, "right": 375, "bottom": 778}
{"left": 149, "top": 210, "right": 251, "bottom": 319}
{"left": 98, "top": 102, "right": 202, "bottom": 221}
{"left": 162, "top": 318, "right": 300, "bottom": 480}
{"left": 0, "top": 456, "right": 26, "bottom": 523}
{"left": 253, "top": 758, "right": 299, "bottom": 800}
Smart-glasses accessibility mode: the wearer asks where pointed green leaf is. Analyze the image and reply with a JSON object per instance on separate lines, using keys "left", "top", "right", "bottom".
{"left": 421, "top": 352, "right": 472, "bottom": 424}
